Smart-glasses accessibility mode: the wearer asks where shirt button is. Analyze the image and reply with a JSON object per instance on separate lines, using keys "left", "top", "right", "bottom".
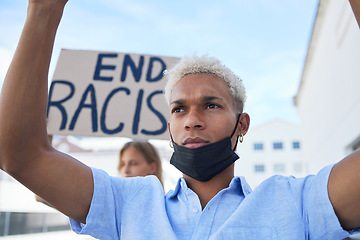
{"left": 192, "top": 208, "right": 198, "bottom": 213}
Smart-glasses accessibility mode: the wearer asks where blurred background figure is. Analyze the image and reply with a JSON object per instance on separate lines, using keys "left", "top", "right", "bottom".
{"left": 37, "top": 139, "right": 164, "bottom": 205}
{"left": 118, "top": 140, "right": 164, "bottom": 188}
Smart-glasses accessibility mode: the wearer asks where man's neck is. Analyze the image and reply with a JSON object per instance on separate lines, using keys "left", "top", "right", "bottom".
{"left": 183, "top": 164, "right": 235, "bottom": 209}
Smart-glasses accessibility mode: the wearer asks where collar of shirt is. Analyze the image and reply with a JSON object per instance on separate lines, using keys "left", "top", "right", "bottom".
{"left": 167, "top": 176, "right": 252, "bottom": 199}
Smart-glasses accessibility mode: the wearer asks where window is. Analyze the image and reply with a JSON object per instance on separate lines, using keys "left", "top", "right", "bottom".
{"left": 273, "top": 142, "right": 283, "bottom": 150}
{"left": 0, "top": 212, "right": 69, "bottom": 237}
{"left": 274, "top": 163, "right": 285, "bottom": 173}
{"left": 254, "top": 164, "right": 265, "bottom": 172}
{"left": 293, "top": 141, "right": 300, "bottom": 149}
{"left": 253, "top": 143, "right": 263, "bottom": 151}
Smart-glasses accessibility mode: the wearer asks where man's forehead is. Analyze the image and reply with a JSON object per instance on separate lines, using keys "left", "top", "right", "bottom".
{"left": 170, "top": 74, "right": 232, "bottom": 101}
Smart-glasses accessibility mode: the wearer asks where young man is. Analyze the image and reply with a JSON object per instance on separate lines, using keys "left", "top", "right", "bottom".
{"left": 1, "top": 1, "right": 360, "bottom": 239}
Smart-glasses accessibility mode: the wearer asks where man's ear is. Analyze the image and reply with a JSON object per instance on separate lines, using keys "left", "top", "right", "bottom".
{"left": 236, "top": 113, "right": 250, "bottom": 137}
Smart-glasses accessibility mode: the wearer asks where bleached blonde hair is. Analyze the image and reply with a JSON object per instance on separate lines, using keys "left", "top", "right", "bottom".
{"left": 163, "top": 55, "right": 246, "bottom": 111}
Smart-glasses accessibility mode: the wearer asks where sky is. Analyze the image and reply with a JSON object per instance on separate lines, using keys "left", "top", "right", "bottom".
{"left": 0, "top": 0, "right": 319, "bottom": 129}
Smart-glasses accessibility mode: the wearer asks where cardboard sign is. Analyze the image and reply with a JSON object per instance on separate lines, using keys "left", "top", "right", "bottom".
{"left": 47, "top": 49, "right": 179, "bottom": 140}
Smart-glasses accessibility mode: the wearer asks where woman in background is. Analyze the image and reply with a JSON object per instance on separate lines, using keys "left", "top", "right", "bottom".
{"left": 37, "top": 139, "right": 164, "bottom": 204}
{"left": 118, "top": 140, "right": 164, "bottom": 188}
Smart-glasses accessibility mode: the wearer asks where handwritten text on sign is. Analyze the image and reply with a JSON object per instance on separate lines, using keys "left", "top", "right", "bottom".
{"left": 47, "top": 49, "right": 179, "bottom": 140}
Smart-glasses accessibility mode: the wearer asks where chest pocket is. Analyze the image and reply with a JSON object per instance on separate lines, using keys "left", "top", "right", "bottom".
{"left": 221, "top": 227, "right": 278, "bottom": 240}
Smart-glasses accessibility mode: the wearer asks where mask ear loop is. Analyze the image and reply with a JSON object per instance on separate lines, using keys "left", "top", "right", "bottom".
{"left": 231, "top": 114, "right": 242, "bottom": 151}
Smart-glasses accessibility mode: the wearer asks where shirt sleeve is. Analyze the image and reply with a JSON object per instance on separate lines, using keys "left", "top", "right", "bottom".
{"left": 69, "top": 167, "right": 163, "bottom": 240}
{"left": 289, "top": 164, "right": 360, "bottom": 239}
{"left": 69, "top": 167, "right": 118, "bottom": 239}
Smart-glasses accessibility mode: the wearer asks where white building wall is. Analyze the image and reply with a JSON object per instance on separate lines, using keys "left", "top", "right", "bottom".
{"left": 235, "top": 119, "right": 305, "bottom": 188}
{"left": 295, "top": 0, "right": 360, "bottom": 173}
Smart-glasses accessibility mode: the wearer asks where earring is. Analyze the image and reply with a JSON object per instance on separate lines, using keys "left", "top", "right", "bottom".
{"left": 239, "top": 133, "right": 244, "bottom": 143}
{"left": 169, "top": 140, "right": 174, "bottom": 148}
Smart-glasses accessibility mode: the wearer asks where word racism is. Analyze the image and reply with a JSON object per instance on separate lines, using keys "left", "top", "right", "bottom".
{"left": 47, "top": 49, "right": 179, "bottom": 140}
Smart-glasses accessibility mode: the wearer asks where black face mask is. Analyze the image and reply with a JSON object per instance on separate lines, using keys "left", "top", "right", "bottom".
{"left": 169, "top": 114, "right": 241, "bottom": 182}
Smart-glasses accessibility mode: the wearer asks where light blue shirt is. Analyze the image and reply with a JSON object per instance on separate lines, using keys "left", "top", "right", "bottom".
{"left": 70, "top": 165, "right": 357, "bottom": 239}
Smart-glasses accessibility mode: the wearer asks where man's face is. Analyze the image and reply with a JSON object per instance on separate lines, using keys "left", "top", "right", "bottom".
{"left": 168, "top": 73, "right": 239, "bottom": 149}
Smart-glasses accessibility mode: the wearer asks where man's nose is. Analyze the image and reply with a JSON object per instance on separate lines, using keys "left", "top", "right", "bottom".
{"left": 185, "top": 110, "right": 205, "bottom": 130}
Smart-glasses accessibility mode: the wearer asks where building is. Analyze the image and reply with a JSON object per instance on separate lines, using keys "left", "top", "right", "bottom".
{"left": 294, "top": 0, "right": 360, "bottom": 173}
{"left": 235, "top": 119, "right": 306, "bottom": 188}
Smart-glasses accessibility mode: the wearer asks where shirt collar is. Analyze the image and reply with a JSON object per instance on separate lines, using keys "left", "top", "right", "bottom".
{"left": 237, "top": 176, "right": 252, "bottom": 196}
{"left": 167, "top": 177, "right": 187, "bottom": 198}
{"left": 168, "top": 176, "right": 252, "bottom": 198}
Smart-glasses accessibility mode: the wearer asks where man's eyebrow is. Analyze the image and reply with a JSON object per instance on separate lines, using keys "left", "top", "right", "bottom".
{"left": 170, "top": 96, "right": 224, "bottom": 105}
{"left": 170, "top": 99, "right": 184, "bottom": 105}
{"left": 202, "top": 96, "right": 224, "bottom": 102}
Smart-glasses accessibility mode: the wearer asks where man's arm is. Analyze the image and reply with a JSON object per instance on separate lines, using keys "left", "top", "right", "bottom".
{"left": 328, "top": 149, "right": 360, "bottom": 230}
{"left": 328, "top": 2, "right": 360, "bottom": 230}
{"left": 350, "top": 0, "right": 360, "bottom": 28}
{"left": 321, "top": 0, "right": 360, "bottom": 231}
{"left": 0, "top": 0, "right": 93, "bottom": 224}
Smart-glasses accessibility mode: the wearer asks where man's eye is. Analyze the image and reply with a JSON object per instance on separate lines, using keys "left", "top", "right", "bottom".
{"left": 207, "top": 104, "right": 219, "bottom": 109}
{"left": 172, "top": 107, "right": 184, "bottom": 113}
